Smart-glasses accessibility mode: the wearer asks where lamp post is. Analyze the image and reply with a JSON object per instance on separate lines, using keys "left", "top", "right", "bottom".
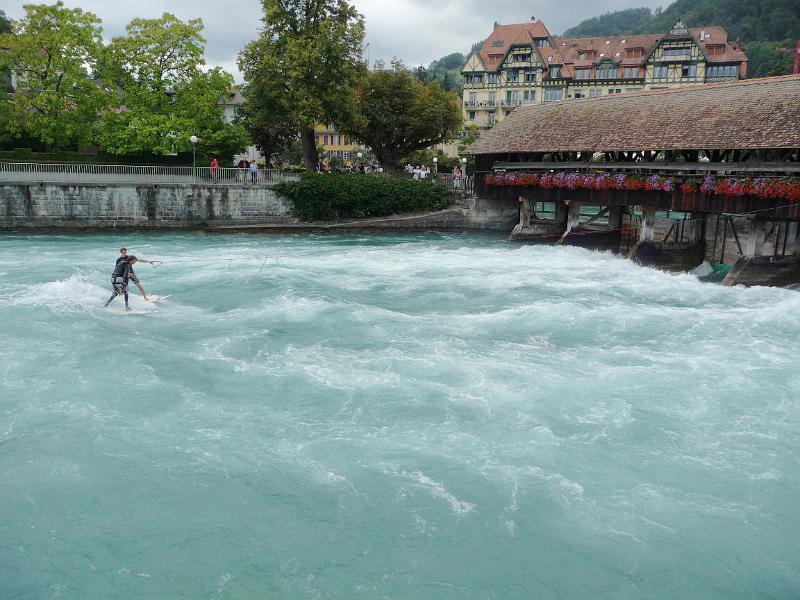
{"left": 190, "top": 135, "right": 198, "bottom": 179}
{"left": 461, "top": 157, "right": 468, "bottom": 196}
{"left": 432, "top": 156, "right": 438, "bottom": 176}
{"left": 357, "top": 151, "right": 363, "bottom": 173}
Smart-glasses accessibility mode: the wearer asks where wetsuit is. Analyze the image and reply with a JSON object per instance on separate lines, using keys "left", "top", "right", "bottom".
{"left": 104, "top": 259, "right": 139, "bottom": 309}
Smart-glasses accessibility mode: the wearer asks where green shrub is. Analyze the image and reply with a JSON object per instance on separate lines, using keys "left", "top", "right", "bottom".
{"left": 0, "top": 150, "right": 193, "bottom": 166}
{"left": 276, "top": 173, "right": 450, "bottom": 222}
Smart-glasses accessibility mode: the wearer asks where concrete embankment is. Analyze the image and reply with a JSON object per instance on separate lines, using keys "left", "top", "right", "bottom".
{"left": 0, "top": 183, "right": 520, "bottom": 232}
{"left": 1, "top": 182, "right": 293, "bottom": 229}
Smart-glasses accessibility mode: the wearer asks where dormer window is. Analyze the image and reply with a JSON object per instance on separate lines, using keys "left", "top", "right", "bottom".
{"left": 549, "top": 66, "right": 561, "bottom": 78}
{"left": 536, "top": 39, "right": 549, "bottom": 47}
{"left": 492, "top": 40, "right": 504, "bottom": 48}
{"left": 578, "top": 52, "right": 586, "bottom": 61}
{"left": 596, "top": 64, "right": 616, "bottom": 79}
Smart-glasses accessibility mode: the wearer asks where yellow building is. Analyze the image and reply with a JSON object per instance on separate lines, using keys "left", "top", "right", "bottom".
{"left": 314, "top": 124, "right": 360, "bottom": 160}
{"left": 461, "top": 19, "right": 748, "bottom": 128}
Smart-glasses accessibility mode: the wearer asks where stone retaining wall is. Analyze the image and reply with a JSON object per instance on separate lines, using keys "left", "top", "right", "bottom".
{"left": 1, "top": 183, "right": 293, "bottom": 228}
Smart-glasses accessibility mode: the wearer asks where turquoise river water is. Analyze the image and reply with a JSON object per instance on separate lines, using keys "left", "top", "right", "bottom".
{"left": 1, "top": 232, "right": 799, "bottom": 599}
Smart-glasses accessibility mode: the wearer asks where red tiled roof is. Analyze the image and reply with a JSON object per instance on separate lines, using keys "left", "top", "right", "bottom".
{"left": 472, "top": 21, "right": 748, "bottom": 77}
{"left": 466, "top": 76, "right": 800, "bottom": 154}
{"left": 476, "top": 21, "right": 556, "bottom": 73}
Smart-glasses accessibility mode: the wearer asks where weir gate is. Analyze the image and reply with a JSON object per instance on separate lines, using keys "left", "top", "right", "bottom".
{"left": 467, "top": 75, "right": 800, "bottom": 286}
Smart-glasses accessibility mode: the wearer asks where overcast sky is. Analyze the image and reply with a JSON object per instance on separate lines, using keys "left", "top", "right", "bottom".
{"left": 5, "top": 0, "right": 667, "bottom": 80}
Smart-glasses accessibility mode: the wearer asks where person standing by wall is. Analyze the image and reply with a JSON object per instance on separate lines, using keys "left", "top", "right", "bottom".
{"left": 210, "top": 158, "right": 219, "bottom": 183}
{"left": 250, "top": 160, "right": 258, "bottom": 184}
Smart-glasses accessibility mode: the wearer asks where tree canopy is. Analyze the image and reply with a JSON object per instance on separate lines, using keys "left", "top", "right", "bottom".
{"left": 345, "top": 63, "right": 462, "bottom": 171}
{"left": 0, "top": 5, "right": 245, "bottom": 160}
{"left": 0, "top": 2, "right": 106, "bottom": 148}
{"left": 240, "top": 0, "right": 366, "bottom": 170}
{"left": 95, "top": 13, "right": 246, "bottom": 159}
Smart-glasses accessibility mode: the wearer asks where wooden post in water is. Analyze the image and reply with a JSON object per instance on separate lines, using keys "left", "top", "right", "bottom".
{"left": 639, "top": 207, "right": 656, "bottom": 242}
{"left": 745, "top": 219, "right": 772, "bottom": 257}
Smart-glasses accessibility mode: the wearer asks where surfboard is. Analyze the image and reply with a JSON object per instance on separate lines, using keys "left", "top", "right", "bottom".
{"left": 146, "top": 295, "right": 171, "bottom": 303}
{"left": 108, "top": 306, "right": 153, "bottom": 314}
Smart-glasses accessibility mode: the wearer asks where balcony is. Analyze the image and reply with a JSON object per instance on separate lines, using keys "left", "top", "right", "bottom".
{"left": 464, "top": 100, "right": 523, "bottom": 109}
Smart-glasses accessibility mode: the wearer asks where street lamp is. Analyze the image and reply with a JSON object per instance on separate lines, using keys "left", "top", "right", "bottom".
{"left": 190, "top": 135, "right": 198, "bottom": 179}
{"left": 357, "top": 151, "right": 363, "bottom": 173}
{"left": 432, "top": 156, "right": 438, "bottom": 175}
{"left": 461, "top": 157, "right": 468, "bottom": 196}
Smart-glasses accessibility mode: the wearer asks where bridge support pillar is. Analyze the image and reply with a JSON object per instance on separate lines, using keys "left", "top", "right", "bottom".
{"left": 639, "top": 207, "right": 656, "bottom": 241}
{"left": 518, "top": 196, "right": 530, "bottom": 228}
{"left": 565, "top": 201, "right": 581, "bottom": 233}
{"left": 608, "top": 206, "right": 623, "bottom": 231}
{"left": 745, "top": 219, "right": 772, "bottom": 257}
{"left": 786, "top": 222, "right": 800, "bottom": 255}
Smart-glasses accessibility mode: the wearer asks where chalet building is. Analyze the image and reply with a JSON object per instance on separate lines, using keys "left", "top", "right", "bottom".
{"left": 461, "top": 19, "right": 748, "bottom": 127}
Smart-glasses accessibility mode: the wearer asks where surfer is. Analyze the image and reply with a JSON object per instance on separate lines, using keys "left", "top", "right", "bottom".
{"left": 116, "top": 247, "right": 157, "bottom": 299}
{"left": 104, "top": 255, "right": 144, "bottom": 311}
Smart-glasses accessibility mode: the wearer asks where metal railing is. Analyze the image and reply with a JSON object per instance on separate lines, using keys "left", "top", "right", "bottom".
{"left": 0, "top": 162, "right": 301, "bottom": 186}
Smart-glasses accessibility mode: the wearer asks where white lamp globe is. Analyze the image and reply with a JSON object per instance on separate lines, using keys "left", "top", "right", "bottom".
{"left": 190, "top": 135, "right": 198, "bottom": 144}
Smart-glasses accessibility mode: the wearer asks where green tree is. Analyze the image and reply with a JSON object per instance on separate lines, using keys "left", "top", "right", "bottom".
{"left": 236, "top": 38, "right": 298, "bottom": 167}
{"left": 0, "top": 2, "right": 106, "bottom": 148}
{"left": 0, "top": 10, "right": 12, "bottom": 92}
{"left": 96, "top": 13, "right": 246, "bottom": 160}
{"left": 241, "top": 0, "right": 366, "bottom": 171}
{"left": 346, "top": 65, "right": 462, "bottom": 171}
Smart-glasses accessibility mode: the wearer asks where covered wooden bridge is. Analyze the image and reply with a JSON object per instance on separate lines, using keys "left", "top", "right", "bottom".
{"left": 466, "top": 75, "right": 800, "bottom": 285}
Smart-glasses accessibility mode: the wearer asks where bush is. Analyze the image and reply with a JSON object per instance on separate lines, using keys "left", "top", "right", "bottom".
{"left": 275, "top": 173, "right": 450, "bottom": 222}
{"left": 0, "top": 149, "right": 194, "bottom": 166}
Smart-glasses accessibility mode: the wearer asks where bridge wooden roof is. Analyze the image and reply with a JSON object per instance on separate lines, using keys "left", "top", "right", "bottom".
{"left": 467, "top": 76, "right": 800, "bottom": 155}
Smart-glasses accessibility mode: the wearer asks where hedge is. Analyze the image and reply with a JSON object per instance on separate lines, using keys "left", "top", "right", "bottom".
{"left": 0, "top": 149, "right": 193, "bottom": 166}
{"left": 275, "top": 173, "right": 450, "bottom": 222}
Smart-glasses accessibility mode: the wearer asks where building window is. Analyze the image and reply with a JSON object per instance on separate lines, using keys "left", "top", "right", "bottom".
{"left": 653, "top": 64, "right": 669, "bottom": 78}
{"left": 524, "top": 70, "right": 537, "bottom": 83}
{"left": 505, "top": 90, "right": 518, "bottom": 105}
{"left": 596, "top": 66, "right": 616, "bottom": 79}
{"left": 544, "top": 89, "right": 564, "bottom": 102}
{"left": 663, "top": 47, "right": 691, "bottom": 57}
{"left": 588, "top": 88, "right": 603, "bottom": 98}
{"left": 492, "top": 40, "right": 504, "bottom": 48}
{"left": 575, "top": 69, "right": 590, "bottom": 80}
{"left": 512, "top": 53, "right": 531, "bottom": 62}
{"left": 681, "top": 64, "right": 697, "bottom": 78}
{"left": 523, "top": 90, "right": 535, "bottom": 102}
{"left": 323, "top": 135, "right": 329, "bottom": 145}
{"left": 578, "top": 53, "right": 586, "bottom": 61}
{"left": 488, "top": 112, "right": 495, "bottom": 126}
{"left": 488, "top": 73, "right": 498, "bottom": 84}
{"left": 536, "top": 39, "right": 549, "bottom": 47}
{"left": 608, "top": 88, "right": 622, "bottom": 94}
{"left": 332, "top": 135, "right": 339, "bottom": 145}
{"left": 506, "top": 69, "right": 519, "bottom": 82}
{"left": 488, "top": 91, "right": 496, "bottom": 105}
{"left": 342, "top": 151, "right": 350, "bottom": 160}
{"left": 468, "top": 111, "right": 476, "bottom": 121}
{"left": 573, "top": 92, "right": 583, "bottom": 99}
{"left": 549, "top": 66, "right": 561, "bottom": 78}
{"left": 707, "top": 64, "right": 739, "bottom": 77}
{"left": 466, "top": 75, "right": 483, "bottom": 84}
{"left": 623, "top": 67, "right": 640, "bottom": 78}
{"left": 468, "top": 92, "right": 477, "bottom": 106}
